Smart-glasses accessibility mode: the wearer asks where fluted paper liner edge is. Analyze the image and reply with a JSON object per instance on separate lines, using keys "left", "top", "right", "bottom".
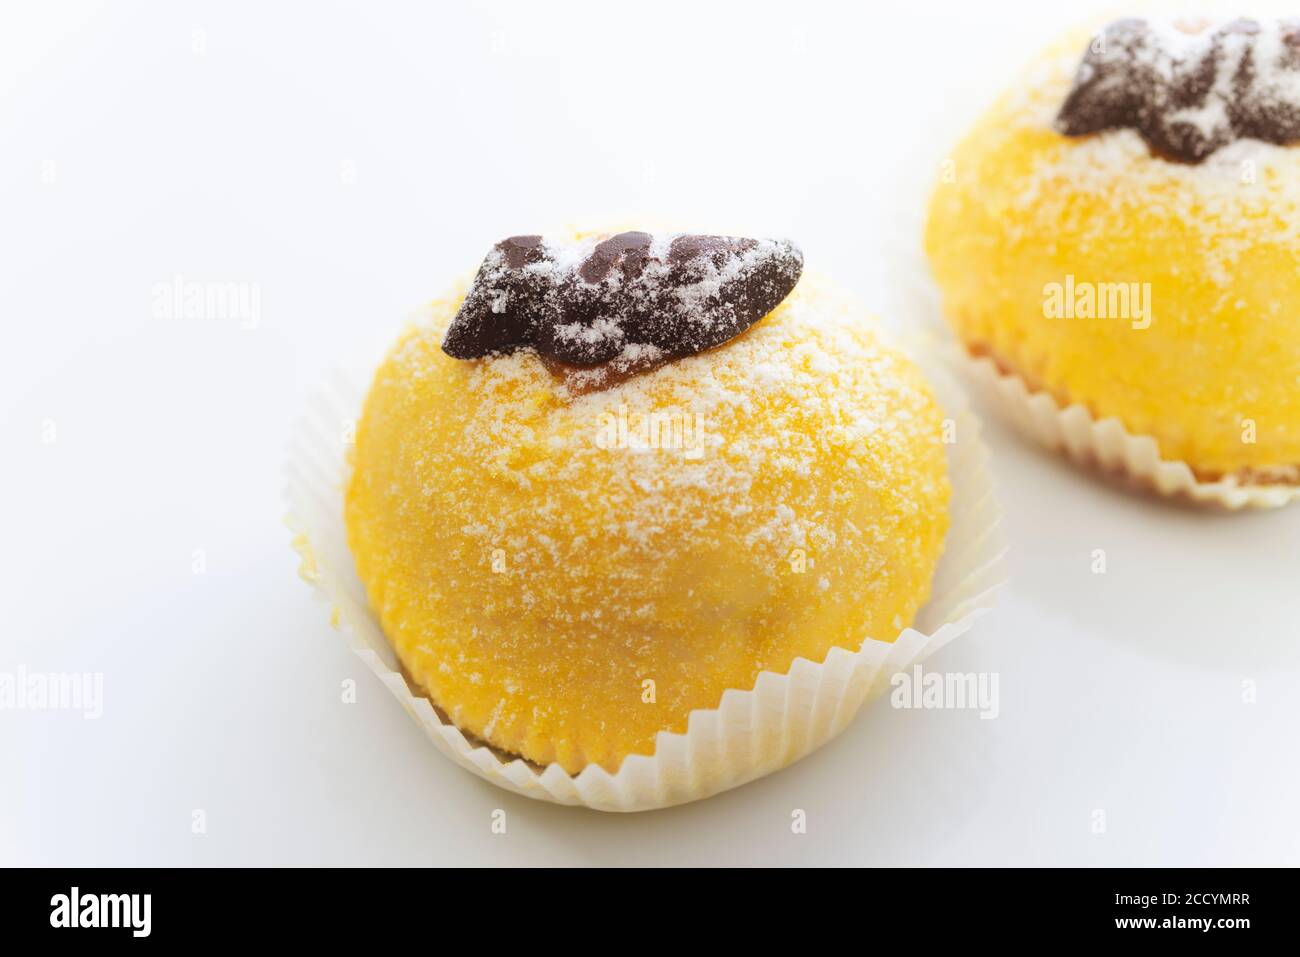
{"left": 952, "top": 347, "right": 1300, "bottom": 511}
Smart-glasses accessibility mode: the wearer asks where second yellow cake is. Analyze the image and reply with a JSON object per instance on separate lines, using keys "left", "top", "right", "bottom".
{"left": 345, "top": 231, "right": 951, "bottom": 774}
{"left": 926, "top": 18, "right": 1300, "bottom": 485}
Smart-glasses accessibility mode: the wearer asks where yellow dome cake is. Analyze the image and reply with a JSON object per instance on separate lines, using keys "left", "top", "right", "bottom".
{"left": 926, "top": 18, "right": 1300, "bottom": 486}
{"left": 344, "top": 231, "right": 951, "bottom": 774}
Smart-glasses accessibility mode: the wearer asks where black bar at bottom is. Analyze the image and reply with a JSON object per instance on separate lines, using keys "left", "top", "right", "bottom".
{"left": 0, "top": 867, "right": 1278, "bottom": 942}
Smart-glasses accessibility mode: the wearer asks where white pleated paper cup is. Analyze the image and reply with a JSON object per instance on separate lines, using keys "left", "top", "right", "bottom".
{"left": 951, "top": 346, "right": 1300, "bottom": 511}
{"left": 284, "top": 355, "right": 1006, "bottom": 812}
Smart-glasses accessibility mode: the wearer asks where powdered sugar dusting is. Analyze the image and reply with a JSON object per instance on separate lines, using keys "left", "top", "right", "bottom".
{"left": 386, "top": 275, "right": 950, "bottom": 582}
{"left": 441, "top": 232, "right": 804, "bottom": 366}
{"left": 1056, "top": 18, "right": 1300, "bottom": 162}
{"left": 997, "top": 23, "right": 1300, "bottom": 287}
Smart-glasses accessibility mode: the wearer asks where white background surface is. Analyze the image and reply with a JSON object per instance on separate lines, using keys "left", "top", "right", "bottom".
{"left": 3, "top": 0, "right": 1298, "bottom": 866}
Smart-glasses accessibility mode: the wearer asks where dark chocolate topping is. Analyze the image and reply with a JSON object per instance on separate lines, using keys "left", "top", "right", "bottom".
{"left": 1056, "top": 18, "right": 1300, "bottom": 163}
{"left": 441, "top": 232, "right": 803, "bottom": 366}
